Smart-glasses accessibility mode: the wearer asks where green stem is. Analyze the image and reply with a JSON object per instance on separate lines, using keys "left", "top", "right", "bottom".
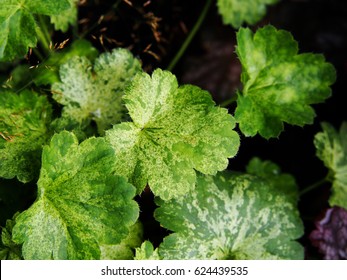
{"left": 15, "top": 80, "right": 34, "bottom": 94}
{"left": 299, "top": 178, "right": 328, "bottom": 196}
{"left": 37, "top": 15, "right": 52, "bottom": 55}
{"left": 72, "top": 11, "right": 79, "bottom": 40}
{"left": 32, "top": 48, "right": 44, "bottom": 61}
{"left": 167, "top": 0, "right": 213, "bottom": 72}
{"left": 219, "top": 94, "right": 238, "bottom": 107}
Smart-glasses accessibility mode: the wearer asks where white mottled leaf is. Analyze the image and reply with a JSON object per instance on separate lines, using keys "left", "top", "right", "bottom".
{"left": 0, "top": 90, "right": 52, "bottom": 182}
{"left": 135, "top": 241, "right": 160, "bottom": 260}
{"left": 106, "top": 69, "right": 240, "bottom": 200}
{"left": 155, "top": 172, "right": 304, "bottom": 259}
{"left": 235, "top": 26, "right": 335, "bottom": 138}
{"left": 314, "top": 122, "right": 347, "bottom": 209}
{"left": 12, "top": 131, "right": 139, "bottom": 259}
{"left": 52, "top": 48, "right": 141, "bottom": 134}
{"left": 246, "top": 157, "right": 299, "bottom": 203}
{"left": 217, "top": 0, "right": 279, "bottom": 28}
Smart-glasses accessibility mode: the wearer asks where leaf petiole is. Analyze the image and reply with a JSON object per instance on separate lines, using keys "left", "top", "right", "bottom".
{"left": 299, "top": 177, "right": 329, "bottom": 196}
{"left": 219, "top": 94, "right": 238, "bottom": 107}
{"left": 36, "top": 15, "right": 52, "bottom": 56}
{"left": 32, "top": 48, "right": 44, "bottom": 62}
{"left": 167, "top": 0, "right": 213, "bottom": 71}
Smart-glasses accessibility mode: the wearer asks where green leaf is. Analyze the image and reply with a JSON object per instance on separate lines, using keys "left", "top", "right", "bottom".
{"left": 51, "top": 0, "right": 78, "bottom": 32}
{"left": 246, "top": 157, "right": 299, "bottom": 203}
{"left": 106, "top": 69, "right": 240, "bottom": 200}
{"left": 100, "top": 221, "right": 143, "bottom": 260}
{"left": 217, "top": 0, "right": 279, "bottom": 28}
{"left": 1, "top": 213, "right": 22, "bottom": 260}
{"left": 0, "top": 0, "right": 70, "bottom": 61}
{"left": 49, "top": 116, "right": 93, "bottom": 143}
{"left": 2, "top": 40, "right": 97, "bottom": 92}
{"left": 155, "top": 172, "right": 304, "bottom": 259}
{"left": 52, "top": 48, "right": 141, "bottom": 134}
{"left": 314, "top": 122, "right": 347, "bottom": 209}
{"left": 12, "top": 131, "right": 139, "bottom": 259}
{"left": 235, "top": 25, "right": 336, "bottom": 139}
{"left": 0, "top": 90, "right": 52, "bottom": 182}
{"left": 135, "top": 241, "right": 160, "bottom": 260}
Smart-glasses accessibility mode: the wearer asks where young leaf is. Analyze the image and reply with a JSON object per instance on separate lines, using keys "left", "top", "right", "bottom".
{"left": 0, "top": 90, "right": 52, "bottom": 183}
{"left": 51, "top": 0, "right": 78, "bottom": 32}
{"left": 309, "top": 207, "right": 347, "bottom": 260}
{"left": 106, "top": 69, "right": 240, "bottom": 200}
{"left": 246, "top": 157, "right": 299, "bottom": 203}
{"left": 0, "top": 0, "right": 70, "bottom": 61}
{"left": 49, "top": 116, "right": 92, "bottom": 143}
{"left": 314, "top": 122, "right": 347, "bottom": 208}
{"left": 235, "top": 25, "right": 336, "bottom": 139}
{"left": 52, "top": 48, "right": 141, "bottom": 134}
{"left": 155, "top": 172, "right": 304, "bottom": 259}
{"left": 135, "top": 241, "right": 160, "bottom": 260}
{"left": 11, "top": 131, "right": 139, "bottom": 259}
{"left": 217, "top": 0, "right": 279, "bottom": 28}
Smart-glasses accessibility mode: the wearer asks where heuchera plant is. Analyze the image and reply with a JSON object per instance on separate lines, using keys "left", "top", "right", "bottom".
{"left": 0, "top": 0, "right": 345, "bottom": 260}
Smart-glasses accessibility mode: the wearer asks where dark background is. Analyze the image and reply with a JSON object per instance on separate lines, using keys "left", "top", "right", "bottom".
{"left": 1, "top": 0, "right": 346, "bottom": 259}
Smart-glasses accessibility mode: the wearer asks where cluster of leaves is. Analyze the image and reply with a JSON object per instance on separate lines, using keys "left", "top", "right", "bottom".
{"left": 0, "top": 0, "right": 71, "bottom": 61}
{"left": 0, "top": 0, "right": 345, "bottom": 260}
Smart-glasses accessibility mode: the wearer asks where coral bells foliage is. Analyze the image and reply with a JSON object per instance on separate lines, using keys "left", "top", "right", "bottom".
{"left": 0, "top": 0, "right": 344, "bottom": 260}
{"left": 310, "top": 207, "right": 347, "bottom": 260}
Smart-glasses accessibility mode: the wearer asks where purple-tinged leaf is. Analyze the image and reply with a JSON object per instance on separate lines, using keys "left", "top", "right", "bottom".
{"left": 309, "top": 207, "right": 347, "bottom": 260}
